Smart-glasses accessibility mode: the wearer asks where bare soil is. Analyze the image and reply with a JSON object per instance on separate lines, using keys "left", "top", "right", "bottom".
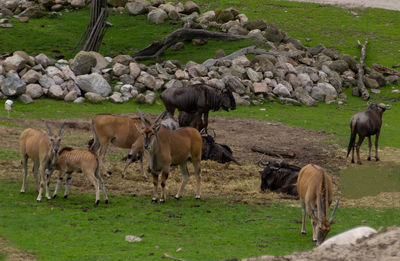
{"left": 1, "top": 113, "right": 399, "bottom": 208}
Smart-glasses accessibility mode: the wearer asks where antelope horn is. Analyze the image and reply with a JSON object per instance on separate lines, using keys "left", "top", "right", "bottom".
{"left": 319, "top": 194, "right": 325, "bottom": 221}
{"left": 137, "top": 109, "right": 146, "bottom": 128}
{"left": 45, "top": 122, "right": 53, "bottom": 136}
{"left": 257, "top": 153, "right": 269, "bottom": 168}
{"left": 153, "top": 111, "right": 167, "bottom": 127}
{"left": 329, "top": 198, "right": 340, "bottom": 223}
{"left": 58, "top": 121, "right": 66, "bottom": 137}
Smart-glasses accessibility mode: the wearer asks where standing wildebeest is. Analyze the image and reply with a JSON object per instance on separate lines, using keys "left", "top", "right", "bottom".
{"left": 258, "top": 156, "right": 300, "bottom": 198}
{"left": 347, "top": 103, "right": 390, "bottom": 164}
{"left": 297, "top": 164, "right": 339, "bottom": 245}
{"left": 161, "top": 83, "right": 236, "bottom": 131}
{"left": 19, "top": 122, "right": 65, "bottom": 202}
{"left": 89, "top": 114, "right": 151, "bottom": 178}
{"left": 134, "top": 111, "right": 202, "bottom": 204}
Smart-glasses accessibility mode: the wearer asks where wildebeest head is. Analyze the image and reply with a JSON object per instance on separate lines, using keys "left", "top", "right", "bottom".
{"left": 259, "top": 162, "right": 274, "bottom": 192}
{"left": 221, "top": 87, "right": 236, "bottom": 112}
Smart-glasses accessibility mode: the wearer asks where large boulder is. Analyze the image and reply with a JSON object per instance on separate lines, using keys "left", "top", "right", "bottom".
{"left": 328, "top": 59, "right": 349, "bottom": 74}
{"left": 70, "top": 51, "right": 97, "bottom": 76}
{"left": 243, "top": 19, "right": 267, "bottom": 31}
{"left": 112, "top": 63, "right": 129, "bottom": 76}
{"left": 48, "top": 85, "right": 65, "bottom": 99}
{"left": 34, "top": 53, "right": 55, "bottom": 68}
{"left": 126, "top": 0, "right": 150, "bottom": 15}
{"left": 26, "top": 83, "right": 44, "bottom": 99}
{"left": 223, "top": 75, "right": 246, "bottom": 94}
{"left": 294, "top": 87, "right": 317, "bottom": 106}
{"left": 0, "top": 72, "right": 26, "bottom": 96}
{"left": 311, "top": 82, "right": 337, "bottom": 101}
{"left": 183, "top": 1, "right": 200, "bottom": 14}
{"left": 148, "top": 8, "right": 168, "bottom": 24}
{"left": 75, "top": 73, "right": 111, "bottom": 97}
{"left": 273, "top": 83, "right": 291, "bottom": 97}
{"left": 21, "top": 69, "right": 42, "bottom": 83}
{"left": 19, "top": 5, "right": 43, "bottom": 18}
{"left": 4, "top": 54, "right": 26, "bottom": 72}
{"left": 264, "top": 23, "right": 285, "bottom": 44}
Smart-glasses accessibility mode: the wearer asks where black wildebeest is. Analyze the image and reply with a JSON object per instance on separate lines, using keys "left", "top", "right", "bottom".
{"left": 160, "top": 83, "right": 236, "bottom": 132}
{"left": 347, "top": 103, "right": 391, "bottom": 164}
{"left": 201, "top": 132, "right": 240, "bottom": 165}
{"left": 258, "top": 156, "right": 300, "bottom": 198}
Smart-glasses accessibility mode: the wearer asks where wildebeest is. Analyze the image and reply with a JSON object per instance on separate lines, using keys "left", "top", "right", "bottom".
{"left": 19, "top": 122, "right": 65, "bottom": 202}
{"left": 160, "top": 83, "right": 236, "bottom": 131}
{"left": 89, "top": 114, "right": 151, "bottom": 178}
{"left": 51, "top": 147, "right": 108, "bottom": 206}
{"left": 134, "top": 111, "right": 202, "bottom": 203}
{"left": 347, "top": 103, "right": 390, "bottom": 164}
{"left": 258, "top": 156, "right": 300, "bottom": 198}
{"left": 297, "top": 164, "right": 339, "bottom": 245}
{"left": 201, "top": 132, "right": 240, "bottom": 165}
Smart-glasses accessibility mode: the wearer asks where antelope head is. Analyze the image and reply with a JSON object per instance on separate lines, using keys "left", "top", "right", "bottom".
{"left": 316, "top": 197, "right": 340, "bottom": 245}
{"left": 45, "top": 121, "right": 65, "bottom": 163}
{"left": 137, "top": 110, "right": 166, "bottom": 151}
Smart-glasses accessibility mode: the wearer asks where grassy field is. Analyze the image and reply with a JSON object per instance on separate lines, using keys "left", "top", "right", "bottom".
{"left": 1, "top": 0, "right": 400, "bottom": 260}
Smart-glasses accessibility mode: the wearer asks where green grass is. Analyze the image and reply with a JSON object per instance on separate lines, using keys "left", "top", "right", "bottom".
{"left": 0, "top": 178, "right": 398, "bottom": 260}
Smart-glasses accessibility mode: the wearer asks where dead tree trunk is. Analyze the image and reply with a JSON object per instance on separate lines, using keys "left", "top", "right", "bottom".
{"left": 251, "top": 146, "right": 296, "bottom": 158}
{"left": 372, "top": 64, "right": 400, "bottom": 76}
{"left": 355, "top": 40, "right": 370, "bottom": 100}
{"left": 131, "top": 28, "right": 249, "bottom": 60}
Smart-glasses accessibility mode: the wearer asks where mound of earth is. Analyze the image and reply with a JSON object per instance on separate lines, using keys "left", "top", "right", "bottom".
{"left": 241, "top": 226, "right": 400, "bottom": 261}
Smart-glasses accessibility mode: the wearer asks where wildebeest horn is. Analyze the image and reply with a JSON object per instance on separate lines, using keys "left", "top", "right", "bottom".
{"left": 45, "top": 122, "right": 53, "bottom": 136}
{"left": 199, "top": 128, "right": 206, "bottom": 135}
{"left": 257, "top": 153, "right": 269, "bottom": 168}
{"left": 58, "top": 121, "right": 66, "bottom": 137}
{"left": 153, "top": 111, "right": 167, "bottom": 127}
{"left": 329, "top": 198, "right": 340, "bottom": 223}
{"left": 137, "top": 109, "right": 146, "bottom": 128}
{"left": 209, "top": 128, "right": 216, "bottom": 138}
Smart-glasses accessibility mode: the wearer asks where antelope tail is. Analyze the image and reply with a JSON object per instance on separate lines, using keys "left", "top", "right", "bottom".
{"left": 347, "top": 121, "right": 357, "bottom": 158}
{"left": 89, "top": 119, "right": 100, "bottom": 153}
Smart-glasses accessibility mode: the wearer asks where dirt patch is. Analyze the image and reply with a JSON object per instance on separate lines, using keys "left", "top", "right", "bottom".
{"left": 0, "top": 237, "right": 36, "bottom": 261}
{"left": 242, "top": 226, "right": 400, "bottom": 261}
{"left": 0, "top": 114, "right": 399, "bottom": 207}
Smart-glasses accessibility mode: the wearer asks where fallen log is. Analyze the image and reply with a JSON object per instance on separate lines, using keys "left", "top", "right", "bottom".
{"left": 131, "top": 28, "right": 249, "bottom": 60}
{"left": 355, "top": 40, "right": 370, "bottom": 100}
{"left": 372, "top": 64, "right": 400, "bottom": 76}
{"left": 393, "top": 63, "right": 400, "bottom": 69}
{"left": 251, "top": 145, "right": 296, "bottom": 158}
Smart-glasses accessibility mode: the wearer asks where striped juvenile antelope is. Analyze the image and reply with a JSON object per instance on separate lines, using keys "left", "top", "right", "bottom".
{"left": 51, "top": 147, "right": 108, "bottom": 206}
{"left": 297, "top": 164, "right": 340, "bottom": 245}
{"left": 19, "top": 122, "right": 65, "bottom": 202}
{"left": 134, "top": 110, "right": 202, "bottom": 204}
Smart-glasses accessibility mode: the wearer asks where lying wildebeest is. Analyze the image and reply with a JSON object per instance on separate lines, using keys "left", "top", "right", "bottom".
{"left": 133, "top": 111, "right": 202, "bottom": 203}
{"left": 258, "top": 156, "right": 300, "bottom": 197}
{"left": 19, "top": 122, "right": 65, "bottom": 202}
{"left": 347, "top": 103, "right": 391, "bottom": 164}
{"left": 201, "top": 132, "right": 240, "bottom": 165}
{"left": 160, "top": 83, "right": 236, "bottom": 131}
{"left": 297, "top": 164, "right": 339, "bottom": 245}
{"left": 51, "top": 147, "right": 108, "bottom": 206}
{"left": 89, "top": 114, "right": 151, "bottom": 178}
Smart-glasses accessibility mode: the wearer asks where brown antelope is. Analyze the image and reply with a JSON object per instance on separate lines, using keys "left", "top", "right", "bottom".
{"left": 19, "top": 122, "right": 65, "bottom": 202}
{"left": 297, "top": 164, "right": 339, "bottom": 245}
{"left": 133, "top": 110, "right": 202, "bottom": 203}
{"left": 89, "top": 114, "right": 151, "bottom": 179}
{"left": 51, "top": 147, "right": 108, "bottom": 206}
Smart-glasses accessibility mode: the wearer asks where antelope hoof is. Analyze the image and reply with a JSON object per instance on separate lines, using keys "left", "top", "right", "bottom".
{"left": 36, "top": 199, "right": 41, "bottom": 203}
{"left": 63, "top": 195, "right": 68, "bottom": 199}
{"left": 312, "top": 239, "right": 317, "bottom": 243}
{"left": 195, "top": 196, "right": 201, "bottom": 200}
{"left": 174, "top": 196, "right": 180, "bottom": 200}
{"left": 159, "top": 199, "right": 165, "bottom": 204}
{"left": 105, "top": 199, "right": 109, "bottom": 204}
{"left": 301, "top": 231, "right": 306, "bottom": 235}
{"left": 351, "top": 159, "right": 354, "bottom": 163}
{"left": 357, "top": 161, "right": 362, "bottom": 165}
{"left": 376, "top": 157, "right": 380, "bottom": 162}
{"left": 151, "top": 199, "right": 157, "bottom": 204}
{"left": 46, "top": 196, "right": 52, "bottom": 200}
{"left": 20, "top": 191, "right": 25, "bottom": 194}
{"left": 94, "top": 200, "right": 99, "bottom": 206}
{"left": 52, "top": 195, "right": 57, "bottom": 199}
{"left": 367, "top": 157, "right": 371, "bottom": 161}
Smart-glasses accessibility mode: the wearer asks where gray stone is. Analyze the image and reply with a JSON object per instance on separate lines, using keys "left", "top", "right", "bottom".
{"left": 39, "top": 75, "right": 56, "bottom": 89}
{"left": 46, "top": 66, "right": 63, "bottom": 78}
{"left": 251, "top": 82, "right": 269, "bottom": 94}
{"left": 264, "top": 23, "right": 285, "bottom": 44}
{"left": 309, "top": 44, "right": 325, "bottom": 56}
{"left": 73, "top": 97, "right": 85, "bottom": 103}
{"left": 148, "top": 8, "right": 168, "bottom": 24}
{"left": 137, "top": 72, "right": 157, "bottom": 90}
{"left": 159, "top": 3, "right": 176, "bottom": 13}
{"left": 232, "top": 92, "right": 250, "bottom": 106}
{"left": 109, "top": 92, "right": 124, "bottom": 103}
{"left": 61, "top": 66, "right": 76, "bottom": 81}
{"left": 311, "top": 82, "right": 337, "bottom": 101}
{"left": 339, "top": 54, "right": 358, "bottom": 72}
{"left": 197, "top": 10, "right": 215, "bottom": 24}
{"left": 90, "top": 51, "right": 110, "bottom": 72}
{"left": 75, "top": 73, "right": 111, "bottom": 97}
{"left": 14, "top": 51, "right": 35, "bottom": 66}
{"left": 19, "top": 94, "right": 33, "bottom": 104}
{"left": 0, "top": 72, "right": 26, "bottom": 96}
{"left": 126, "top": 1, "right": 150, "bottom": 15}
{"left": 243, "top": 19, "right": 267, "bottom": 31}
{"left": 145, "top": 90, "right": 156, "bottom": 104}
{"left": 273, "top": 83, "right": 291, "bottom": 97}
{"left": 367, "top": 71, "right": 386, "bottom": 86}
{"left": 228, "top": 25, "right": 248, "bottom": 35}
{"left": 363, "top": 76, "right": 379, "bottom": 89}
{"left": 151, "top": 0, "right": 165, "bottom": 7}
{"left": 120, "top": 74, "right": 135, "bottom": 85}
{"left": 107, "top": 0, "right": 127, "bottom": 7}
{"left": 21, "top": 69, "right": 41, "bottom": 83}
{"left": 135, "top": 93, "right": 146, "bottom": 104}
{"left": 183, "top": 1, "right": 200, "bottom": 14}
{"left": 71, "top": 0, "right": 85, "bottom": 8}
{"left": 297, "top": 73, "right": 313, "bottom": 88}
{"left": 113, "top": 55, "right": 133, "bottom": 66}
{"left": 64, "top": 90, "right": 78, "bottom": 101}
{"left": 328, "top": 60, "right": 349, "bottom": 73}
{"left": 294, "top": 87, "right": 317, "bottom": 106}
{"left": 113, "top": 63, "right": 129, "bottom": 76}
{"left": 70, "top": 51, "right": 97, "bottom": 76}
{"left": 26, "top": 83, "right": 44, "bottom": 99}
{"left": 48, "top": 85, "right": 64, "bottom": 99}
{"left": 4, "top": 54, "right": 26, "bottom": 72}
{"left": 246, "top": 68, "right": 262, "bottom": 82}
{"left": 187, "top": 64, "right": 208, "bottom": 77}
{"left": 84, "top": 92, "right": 104, "bottom": 103}
{"left": 129, "top": 62, "right": 141, "bottom": 78}
{"left": 165, "top": 79, "right": 183, "bottom": 89}
{"left": 19, "top": 5, "right": 43, "bottom": 18}
{"left": 386, "top": 75, "right": 399, "bottom": 84}
{"left": 35, "top": 53, "right": 55, "bottom": 68}
{"left": 279, "top": 97, "right": 301, "bottom": 106}
{"left": 223, "top": 75, "right": 246, "bottom": 94}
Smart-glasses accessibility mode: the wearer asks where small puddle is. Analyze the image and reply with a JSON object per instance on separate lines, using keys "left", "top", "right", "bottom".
{"left": 340, "top": 163, "right": 400, "bottom": 199}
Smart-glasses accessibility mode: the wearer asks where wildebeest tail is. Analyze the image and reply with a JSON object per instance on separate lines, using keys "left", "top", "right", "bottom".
{"left": 347, "top": 120, "right": 357, "bottom": 158}
{"left": 89, "top": 119, "right": 100, "bottom": 153}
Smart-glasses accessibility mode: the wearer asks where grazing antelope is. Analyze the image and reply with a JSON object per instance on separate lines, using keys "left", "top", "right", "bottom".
{"left": 89, "top": 114, "right": 151, "bottom": 179}
{"left": 51, "top": 147, "right": 108, "bottom": 206}
{"left": 297, "top": 164, "right": 339, "bottom": 245}
{"left": 347, "top": 103, "right": 390, "bottom": 164}
{"left": 19, "top": 122, "right": 65, "bottom": 202}
{"left": 133, "top": 110, "right": 202, "bottom": 203}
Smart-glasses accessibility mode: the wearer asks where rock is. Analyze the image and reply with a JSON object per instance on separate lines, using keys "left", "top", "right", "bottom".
{"left": 73, "top": 97, "right": 85, "bottom": 103}
{"left": 76, "top": 73, "right": 111, "bottom": 97}
{"left": 232, "top": 92, "right": 250, "bottom": 106}
{"left": 4, "top": 54, "right": 26, "bottom": 72}
{"left": 325, "top": 94, "right": 337, "bottom": 104}
{"left": 109, "top": 92, "right": 124, "bottom": 103}
{"left": 311, "top": 82, "right": 337, "bottom": 101}
{"left": 328, "top": 59, "right": 349, "bottom": 73}
{"left": 46, "top": 66, "right": 63, "bottom": 78}
{"left": 0, "top": 72, "right": 26, "bottom": 96}
{"left": 165, "top": 79, "right": 183, "bottom": 89}
{"left": 70, "top": 0, "right": 85, "bottom": 8}
{"left": 107, "top": 0, "right": 127, "bottom": 7}
{"left": 243, "top": 19, "right": 267, "bottom": 31}
{"left": 113, "top": 55, "right": 132, "bottom": 66}
{"left": 39, "top": 75, "right": 56, "bottom": 89}
{"left": 126, "top": 0, "right": 150, "bottom": 15}
{"left": 192, "top": 38, "right": 208, "bottom": 45}
{"left": 70, "top": 51, "right": 97, "bottom": 76}
{"left": 197, "top": 10, "right": 215, "bottom": 24}
{"left": 135, "top": 93, "right": 146, "bottom": 103}
{"left": 125, "top": 235, "right": 142, "bottom": 243}
{"left": 148, "top": 8, "right": 168, "bottom": 24}
{"left": 216, "top": 9, "right": 234, "bottom": 23}
{"left": 159, "top": 3, "right": 176, "bottom": 13}
{"left": 113, "top": 63, "right": 129, "bottom": 76}
{"left": 85, "top": 92, "right": 104, "bottom": 103}
{"left": 35, "top": 53, "right": 55, "bottom": 68}
{"left": 26, "top": 83, "right": 43, "bottom": 99}
{"left": 386, "top": 75, "right": 399, "bottom": 84}
{"left": 252, "top": 82, "right": 269, "bottom": 94}
{"left": 64, "top": 90, "right": 78, "bottom": 101}
{"left": 89, "top": 51, "right": 110, "bottom": 72}
{"left": 223, "top": 75, "right": 246, "bottom": 94}
{"left": 183, "top": 1, "right": 200, "bottom": 14}
{"left": 294, "top": 87, "right": 317, "bottom": 106}
{"left": 187, "top": 64, "right": 208, "bottom": 77}
{"left": 19, "top": 6, "right": 43, "bottom": 18}
{"left": 137, "top": 72, "right": 157, "bottom": 90}
{"left": 151, "top": 0, "right": 165, "bottom": 7}
{"left": 129, "top": 62, "right": 141, "bottom": 78}
{"left": 170, "top": 42, "right": 185, "bottom": 51}
{"left": 19, "top": 94, "right": 33, "bottom": 104}
{"left": 232, "top": 55, "right": 251, "bottom": 67}
{"left": 214, "top": 49, "right": 225, "bottom": 59}
{"left": 14, "top": 51, "right": 35, "bottom": 66}
{"left": 309, "top": 44, "right": 325, "bottom": 56}
{"left": 51, "top": 4, "right": 64, "bottom": 11}
{"left": 363, "top": 76, "right": 379, "bottom": 89}
{"left": 175, "top": 69, "right": 189, "bottom": 80}
{"left": 21, "top": 69, "right": 41, "bottom": 83}
{"left": 339, "top": 54, "right": 358, "bottom": 72}
{"left": 279, "top": 97, "right": 301, "bottom": 106}
{"left": 246, "top": 68, "right": 262, "bottom": 82}
{"left": 273, "top": 83, "right": 291, "bottom": 97}
{"left": 264, "top": 23, "right": 285, "bottom": 44}
{"left": 61, "top": 66, "right": 76, "bottom": 81}
{"left": 228, "top": 25, "right": 248, "bottom": 35}
{"left": 297, "top": 73, "right": 313, "bottom": 88}
{"left": 145, "top": 90, "right": 156, "bottom": 104}
{"left": 48, "top": 85, "right": 64, "bottom": 99}
{"left": 367, "top": 71, "right": 386, "bottom": 86}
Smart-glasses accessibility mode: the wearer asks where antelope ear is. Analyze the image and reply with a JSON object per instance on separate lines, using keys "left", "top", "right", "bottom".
{"left": 153, "top": 124, "right": 161, "bottom": 133}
